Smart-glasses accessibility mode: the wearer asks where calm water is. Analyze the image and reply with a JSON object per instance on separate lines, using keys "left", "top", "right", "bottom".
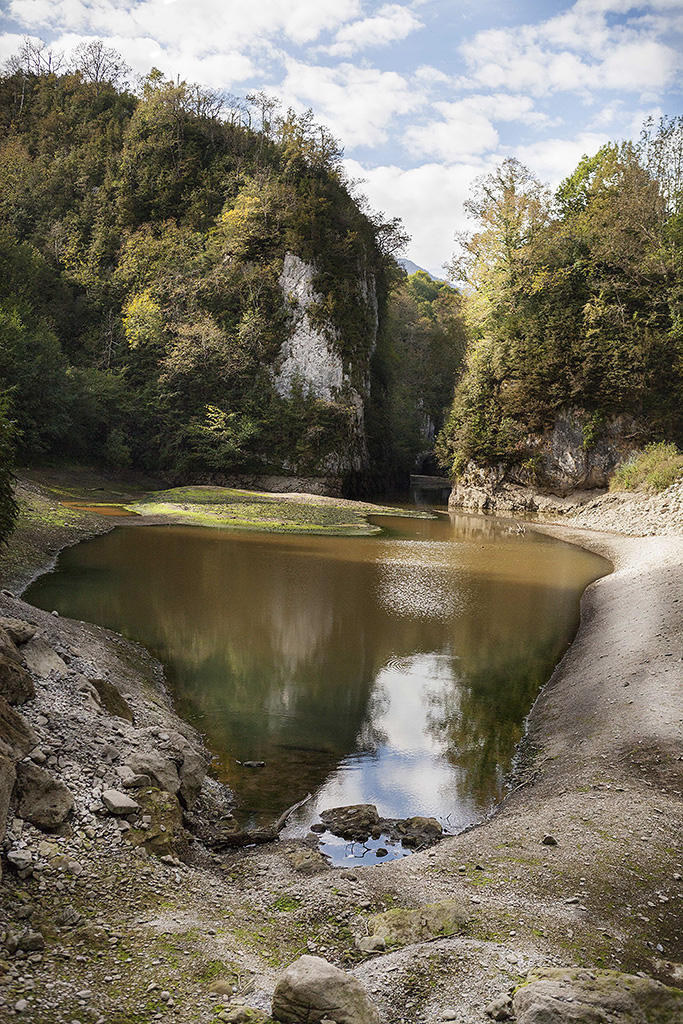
{"left": 25, "top": 513, "right": 608, "bottom": 863}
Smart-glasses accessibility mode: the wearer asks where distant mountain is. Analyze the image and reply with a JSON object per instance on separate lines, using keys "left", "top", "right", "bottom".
{"left": 398, "top": 258, "right": 447, "bottom": 283}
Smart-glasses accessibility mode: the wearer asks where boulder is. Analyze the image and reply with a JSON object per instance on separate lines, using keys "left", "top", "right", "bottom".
{"left": 101, "top": 789, "right": 140, "bottom": 815}
{"left": 161, "top": 730, "right": 207, "bottom": 807}
{"left": 319, "top": 805, "right": 380, "bottom": 841}
{"left": 89, "top": 677, "right": 134, "bottom": 722}
{"left": 0, "top": 623, "right": 22, "bottom": 661}
{"left": 14, "top": 762, "right": 74, "bottom": 830}
{"left": 393, "top": 815, "right": 442, "bottom": 848}
{"left": 177, "top": 743, "right": 206, "bottom": 807}
{"left": 0, "top": 656, "right": 34, "bottom": 705}
{"left": 287, "top": 848, "right": 330, "bottom": 874}
{"left": 126, "top": 749, "right": 180, "bottom": 796}
{"left": 0, "top": 756, "right": 17, "bottom": 874}
{"left": 20, "top": 638, "right": 66, "bottom": 678}
{"left": 6, "top": 848, "right": 33, "bottom": 872}
{"left": 513, "top": 967, "right": 683, "bottom": 1023}
{"left": 272, "top": 955, "right": 380, "bottom": 1024}
{"left": 125, "top": 787, "right": 183, "bottom": 856}
{"left": 0, "top": 618, "right": 36, "bottom": 646}
{"left": 363, "top": 900, "right": 469, "bottom": 949}
{"left": 0, "top": 696, "right": 37, "bottom": 757}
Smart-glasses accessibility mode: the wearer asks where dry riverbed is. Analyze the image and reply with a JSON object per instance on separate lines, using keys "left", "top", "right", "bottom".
{"left": 0, "top": 472, "right": 681, "bottom": 1023}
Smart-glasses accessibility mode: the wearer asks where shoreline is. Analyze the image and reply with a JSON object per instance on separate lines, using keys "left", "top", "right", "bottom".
{"left": 0, "top": 475, "right": 681, "bottom": 1023}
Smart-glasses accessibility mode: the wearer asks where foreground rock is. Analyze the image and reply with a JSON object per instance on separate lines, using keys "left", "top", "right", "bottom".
{"left": 319, "top": 803, "right": 443, "bottom": 849}
{"left": 14, "top": 761, "right": 74, "bottom": 830}
{"left": 272, "top": 955, "right": 380, "bottom": 1024}
{"left": 319, "top": 805, "right": 380, "bottom": 841}
{"left": 513, "top": 967, "right": 683, "bottom": 1023}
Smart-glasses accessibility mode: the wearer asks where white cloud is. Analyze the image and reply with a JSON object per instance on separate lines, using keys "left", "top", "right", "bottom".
{"left": 404, "top": 94, "right": 550, "bottom": 162}
{"left": 345, "top": 157, "right": 494, "bottom": 275}
{"left": 459, "top": 1, "right": 681, "bottom": 96}
{"left": 281, "top": 59, "right": 423, "bottom": 148}
{"left": 323, "top": 4, "right": 422, "bottom": 57}
{"left": 510, "top": 131, "right": 609, "bottom": 185}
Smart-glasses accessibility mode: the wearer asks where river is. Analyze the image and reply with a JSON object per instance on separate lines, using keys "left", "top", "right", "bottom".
{"left": 25, "top": 510, "right": 609, "bottom": 864}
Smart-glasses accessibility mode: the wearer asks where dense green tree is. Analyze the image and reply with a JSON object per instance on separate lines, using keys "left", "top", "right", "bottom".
{"left": 437, "top": 120, "right": 683, "bottom": 477}
{"left": 0, "top": 46, "right": 411, "bottom": 483}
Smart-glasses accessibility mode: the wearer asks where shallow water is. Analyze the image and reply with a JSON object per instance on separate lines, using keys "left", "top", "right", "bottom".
{"left": 25, "top": 512, "right": 608, "bottom": 864}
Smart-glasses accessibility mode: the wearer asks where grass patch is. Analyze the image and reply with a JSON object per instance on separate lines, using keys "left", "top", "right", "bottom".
{"left": 610, "top": 442, "right": 683, "bottom": 493}
{"left": 130, "top": 485, "right": 431, "bottom": 537}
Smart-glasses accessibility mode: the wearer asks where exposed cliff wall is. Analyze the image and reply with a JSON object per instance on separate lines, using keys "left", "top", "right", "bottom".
{"left": 273, "top": 252, "right": 378, "bottom": 479}
{"left": 449, "top": 409, "right": 639, "bottom": 513}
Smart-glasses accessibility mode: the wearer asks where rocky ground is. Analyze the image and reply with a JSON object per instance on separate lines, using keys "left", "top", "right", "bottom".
{"left": 450, "top": 473, "right": 683, "bottom": 538}
{"left": 0, "top": 474, "right": 681, "bottom": 1023}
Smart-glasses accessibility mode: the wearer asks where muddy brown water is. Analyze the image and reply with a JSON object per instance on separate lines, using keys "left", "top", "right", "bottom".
{"left": 25, "top": 512, "right": 609, "bottom": 864}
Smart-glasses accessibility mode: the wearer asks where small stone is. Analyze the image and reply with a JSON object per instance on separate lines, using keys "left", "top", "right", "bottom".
{"left": 14, "top": 999, "right": 28, "bottom": 1013}
{"left": 357, "top": 935, "right": 385, "bottom": 953}
{"left": 541, "top": 834, "right": 558, "bottom": 846}
{"left": 7, "top": 849, "right": 33, "bottom": 872}
{"left": 160, "top": 991, "right": 170, "bottom": 1003}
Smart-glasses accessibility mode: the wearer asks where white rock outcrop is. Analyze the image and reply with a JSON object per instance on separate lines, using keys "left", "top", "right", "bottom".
{"left": 275, "top": 253, "right": 345, "bottom": 403}
{"left": 274, "top": 253, "right": 377, "bottom": 475}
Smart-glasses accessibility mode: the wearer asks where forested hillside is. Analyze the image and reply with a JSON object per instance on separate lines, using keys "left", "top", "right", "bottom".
{"left": 437, "top": 119, "right": 683, "bottom": 490}
{"left": 1, "top": 40, "right": 465, "bottom": 500}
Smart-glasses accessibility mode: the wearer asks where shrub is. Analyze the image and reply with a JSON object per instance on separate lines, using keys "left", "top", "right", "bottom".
{"left": 609, "top": 441, "right": 683, "bottom": 493}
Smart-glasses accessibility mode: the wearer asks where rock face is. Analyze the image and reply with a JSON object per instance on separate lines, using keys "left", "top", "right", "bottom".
{"left": 274, "top": 252, "right": 376, "bottom": 478}
{"left": 449, "top": 409, "right": 640, "bottom": 514}
{"left": 512, "top": 967, "right": 683, "bottom": 1023}
{"left": 272, "top": 955, "right": 380, "bottom": 1024}
{"left": 14, "top": 762, "right": 74, "bottom": 830}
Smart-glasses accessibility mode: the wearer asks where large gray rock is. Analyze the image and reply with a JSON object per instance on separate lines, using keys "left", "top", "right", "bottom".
{"left": 101, "top": 789, "right": 140, "bottom": 815}
{"left": 126, "top": 749, "right": 180, "bottom": 796}
{"left": 21, "top": 637, "right": 66, "bottom": 678}
{"left": 272, "top": 955, "right": 380, "bottom": 1024}
{"left": 14, "top": 762, "right": 74, "bottom": 830}
{"left": 0, "top": 696, "right": 37, "bottom": 757}
{"left": 89, "top": 677, "right": 134, "bottom": 722}
{"left": 513, "top": 967, "right": 683, "bottom": 1023}
{"left": 0, "top": 618, "right": 36, "bottom": 643}
{"left": 0, "top": 655, "right": 34, "bottom": 705}
{"left": 0, "top": 754, "right": 16, "bottom": 875}
{"left": 0, "top": 617, "right": 36, "bottom": 645}
{"left": 319, "top": 804, "right": 380, "bottom": 841}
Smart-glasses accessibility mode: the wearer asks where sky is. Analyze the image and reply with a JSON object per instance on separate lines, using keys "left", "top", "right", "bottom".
{"left": 0, "top": 1, "right": 681, "bottom": 276}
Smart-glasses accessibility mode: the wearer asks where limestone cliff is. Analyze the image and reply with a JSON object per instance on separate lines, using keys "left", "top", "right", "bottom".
{"left": 449, "top": 409, "right": 639, "bottom": 514}
{"left": 273, "top": 252, "right": 378, "bottom": 478}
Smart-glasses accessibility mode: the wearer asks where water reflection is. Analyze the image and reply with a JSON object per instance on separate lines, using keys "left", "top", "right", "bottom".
{"left": 25, "top": 512, "right": 608, "bottom": 848}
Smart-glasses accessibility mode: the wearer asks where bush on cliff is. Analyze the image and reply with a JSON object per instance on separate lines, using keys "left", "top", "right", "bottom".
{"left": 610, "top": 442, "right": 683, "bottom": 493}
